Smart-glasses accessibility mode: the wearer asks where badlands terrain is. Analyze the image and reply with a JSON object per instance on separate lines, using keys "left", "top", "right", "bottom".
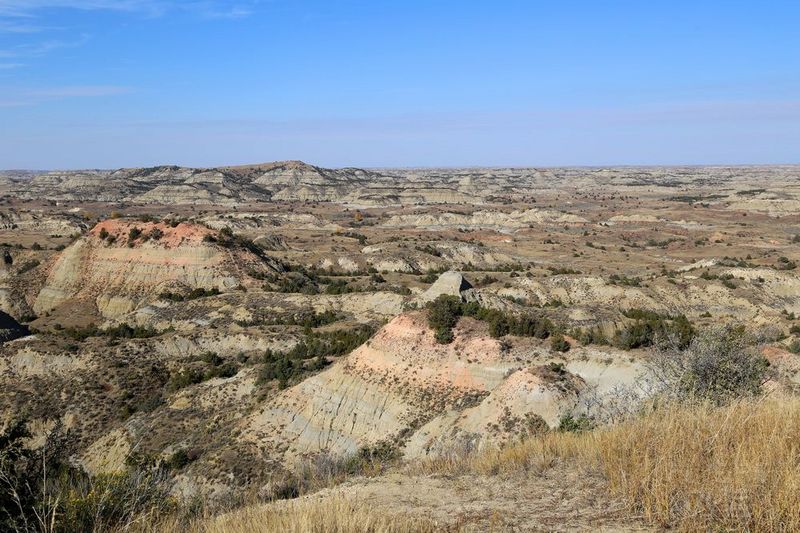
{"left": 1, "top": 161, "right": 800, "bottom": 531}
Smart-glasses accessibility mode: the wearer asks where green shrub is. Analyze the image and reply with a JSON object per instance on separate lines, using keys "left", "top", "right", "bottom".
{"left": 0, "top": 422, "right": 173, "bottom": 533}
{"left": 434, "top": 327, "right": 455, "bottom": 344}
{"left": 615, "top": 310, "right": 694, "bottom": 350}
{"left": 426, "top": 295, "right": 463, "bottom": 344}
{"left": 339, "top": 231, "right": 367, "bottom": 245}
{"left": 573, "top": 327, "right": 608, "bottom": 346}
{"left": 270, "top": 274, "right": 320, "bottom": 294}
{"left": 160, "top": 287, "right": 220, "bottom": 302}
{"left": 426, "top": 295, "right": 556, "bottom": 344}
{"left": 257, "top": 325, "right": 375, "bottom": 387}
{"left": 17, "top": 259, "right": 40, "bottom": 274}
{"left": 342, "top": 442, "right": 399, "bottom": 474}
{"left": 558, "top": 413, "right": 594, "bottom": 432}
{"left": 324, "top": 279, "right": 357, "bottom": 295}
{"left": 421, "top": 272, "right": 439, "bottom": 283}
{"left": 776, "top": 256, "right": 797, "bottom": 270}
{"left": 609, "top": 273, "right": 642, "bottom": 286}
{"left": 649, "top": 325, "right": 770, "bottom": 404}
{"left": 427, "top": 295, "right": 463, "bottom": 331}
{"left": 165, "top": 448, "right": 199, "bottom": 471}
{"left": 61, "top": 323, "right": 160, "bottom": 341}
{"left": 550, "top": 334, "right": 570, "bottom": 352}
{"left": 167, "top": 367, "right": 205, "bottom": 391}
{"left": 251, "top": 309, "right": 339, "bottom": 328}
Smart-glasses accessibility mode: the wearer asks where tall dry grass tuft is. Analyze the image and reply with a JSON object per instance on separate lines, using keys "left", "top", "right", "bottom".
{"left": 414, "top": 397, "right": 800, "bottom": 531}
{"left": 160, "top": 496, "right": 439, "bottom": 533}
{"left": 595, "top": 398, "right": 800, "bottom": 531}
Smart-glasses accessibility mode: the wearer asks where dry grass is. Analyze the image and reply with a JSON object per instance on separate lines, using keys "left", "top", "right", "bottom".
{"left": 414, "top": 396, "right": 800, "bottom": 531}
{"left": 596, "top": 398, "right": 800, "bottom": 531}
{"left": 143, "top": 398, "right": 799, "bottom": 532}
{"left": 155, "top": 496, "right": 440, "bottom": 533}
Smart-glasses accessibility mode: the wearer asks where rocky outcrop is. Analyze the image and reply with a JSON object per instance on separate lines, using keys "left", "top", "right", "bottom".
{"left": 241, "top": 313, "right": 516, "bottom": 461}
{"left": 404, "top": 365, "right": 583, "bottom": 456}
{"left": 0, "top": 210, "right": 86, "bottom": 234}
{"left": 381, "top": 208, "right": 587, "bottom": 230}
{"left": 240, "top": 312, "right": 618, "bottom": 465}
{"left": 420, "top": 271, "right": 473, "bottom": 302}
{"left": 33, "top": 220, "right": 280, "bottom": 318}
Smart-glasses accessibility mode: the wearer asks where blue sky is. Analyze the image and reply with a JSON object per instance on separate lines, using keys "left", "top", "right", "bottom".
{"left": 0, "top": 0, "right": 798, "bottom": 169}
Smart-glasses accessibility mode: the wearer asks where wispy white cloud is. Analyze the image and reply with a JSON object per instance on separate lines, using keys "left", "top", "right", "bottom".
{"left": 0, "top": 99, "right": 29, "bottom": 107}
{"left": 0, "top": 1, "right": 258, "bottom": 19}
{"left": 0, "top": 1, "right": 169, "bottom": 17}
{"left": 0, "top": 19, "right": 47, "bottom": 32}
{"left": 29, "top": 84, "right": 130, "bottom": 97}
{"left": 0, "top": 32, "right": 88, "bottom": 57}
{"left": 0, "top": 0, "right": 258, "bottom": 63}
{"left": 202, "top": 5, "right": 252, "bottom": 19}
{"left": 0, "top": 83, "right": 131, "bottom": 106}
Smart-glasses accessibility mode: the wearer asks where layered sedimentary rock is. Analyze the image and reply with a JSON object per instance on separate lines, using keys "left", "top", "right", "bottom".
{"left": 34, "top": 220, "right": 279, "bottom": 318}
{"left": 0, "top": 210, "right": 86, "bottom": 234}
{"left": 241, "top": 312, "right": 590, "bottom": 463}
{"left": 381, "top": 208, "right": 588, "bottom": 230}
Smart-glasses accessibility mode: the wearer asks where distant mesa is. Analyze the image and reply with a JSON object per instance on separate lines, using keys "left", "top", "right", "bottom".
{"left": 0, "top": 159, "right": 511, "bottom": 206}
{"left": 2, "top": 162, "right": 797, "bottom": 209}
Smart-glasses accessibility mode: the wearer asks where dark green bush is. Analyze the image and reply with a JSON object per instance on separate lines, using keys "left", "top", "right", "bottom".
{"left": 257, "top": 325, "right": 376, "bottom": 388}
{"left": 427, "top": 295, "right": 463, "bottom": 330}
{"left": 550, "top": 334, "right": 571, "bottom": 352}
{"left": 160, "top": 287, "right": 220, "bottom": 302}
{"left": 615, "top": 310, "right": 694, "bottom": 350}
{"left": 426, "top": 295, "right": 555, "bottom": 344}
{"left": 270, "top": 274, "right": 320, "bottom": 294}
{"left": 61, "top": 323, "right": 160, "bottom": 341}
{"left": 649, "top": 325, "right": 770, "bottom": 404}
{"left": 0, "top": 422, "right": 172, "bottom": 533}
{"left": 17, "top": 259, "right": 40, "bottom": 274}
{"left": 558, "top": 413, "right": 594, "bottom": 433}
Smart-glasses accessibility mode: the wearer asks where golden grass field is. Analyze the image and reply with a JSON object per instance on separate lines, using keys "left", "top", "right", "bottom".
{"left": 169, "top": 397, "right": 799, "bottom": 532}
{"left": 157, "top": 497, "right": 440, "bottom": 533}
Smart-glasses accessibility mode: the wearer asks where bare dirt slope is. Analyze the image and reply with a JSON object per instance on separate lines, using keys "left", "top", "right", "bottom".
{"left": 263, "top": 465, "right": 651, "bottom": 532}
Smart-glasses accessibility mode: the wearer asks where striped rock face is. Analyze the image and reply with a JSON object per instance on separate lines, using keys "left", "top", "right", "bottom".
{"left": 33, "top": 220, "right": 279, "bottom": 319}
{"left": 239, "top": 312, "right": 597, "bottom": 464}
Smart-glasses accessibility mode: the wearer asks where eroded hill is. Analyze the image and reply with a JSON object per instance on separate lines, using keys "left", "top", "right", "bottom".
{"left": 1, "top": 165, "right": 800, "bottom": 529}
